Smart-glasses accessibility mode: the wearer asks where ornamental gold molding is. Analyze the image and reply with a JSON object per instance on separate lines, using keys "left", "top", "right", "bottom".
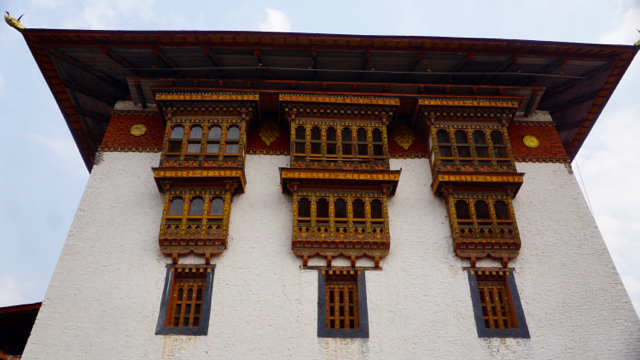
{"left": 393, "top": 124, "right": 415, "bottom": 150}
{"left": 258, "top": 121, "right": 280, "bottom": 146}
{"left": 4, "top": 12, "right": 25, "bottom": 31}
{"left": 130, "top": 124, "right": 147, "bottom": 137}
{"left": 522, "top": 135, "right": 540, "bottom": 148}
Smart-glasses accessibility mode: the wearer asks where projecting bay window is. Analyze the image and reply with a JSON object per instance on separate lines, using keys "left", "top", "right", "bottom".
{"left": 467, "top": 270, "right": 529, "bottom": 338}
{"left": 293, "top": 192, "right": 389, "bottom": 242}
{"left": 160, "top": 120, "right": 246, "bottom": 167}
{"left": 318, "top": 270, "right": 369, "bottom": 338}
{"left": 446, "top": 193, "right": 520, "bottom": 267}
{"left": 428, "top": 126, "right": 515, "bottom": 174}
{"left": 156, "top": 265, "right": 214, "bottom": 336}
{"left": 290, "top": 121, "right": 389, "bottom": 170}
{"left": 160, "top": 189, "right": 231, "bottom": 250}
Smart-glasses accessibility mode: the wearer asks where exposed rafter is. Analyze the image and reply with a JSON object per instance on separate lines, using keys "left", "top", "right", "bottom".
{"left": 44, "top": 44, "right": 129, "bottom": 93}
{"left": 545, "top": 90, "right": 601, "bottom": 114}
{"left": 517, "top": 56, "right": 568, "bottom": 86}
{"left": 438, "top": 51, "right": 474, "bottom": 84}
{"left": 357, "top": 48, "right": 371, "bottom": 81}
{"left": 542, "top": 59, "right": 615, "bottom": 102}
{"left": 99, "top": 44, "right": 146, "bottom": 78}
{"left": 253, "top": 46, "right": 273, "bottom": 79}
{"left": 72, "top": 106, "right": 110, "bottom": 123}
{"left": 523, "top": 89, "right": 538, "bottom": 117}
{"left": 480, "top": 53, "right": 519, "bottom": 85}
{"left": 134, "top": 79, "right": 147, "bottom": 109}
{"left": 150, "top": 45, "right": 188, "bottom": 78}
{"left": 202, "top": 45, "right": 228, "bottom": 78}
{"left": 401, "top": 49, "right": 425, "bottom": 82}
{"left": 61, "top": 79, "right": 117, "bottom": 106}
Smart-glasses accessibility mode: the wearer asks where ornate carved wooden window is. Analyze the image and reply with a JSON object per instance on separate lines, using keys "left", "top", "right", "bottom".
{"left": 169, "top": 272, "right": 206, "bottom": 327}
{"left": 160, "top": 119, "right": 247, "bottom": 168}
{"left": 476, "top": 274, "right": 515, "bottom": 330}
{"left": 156, "top": 265, "right": 214, "bottom": 336}
{"left": 292, "top": 190, "right": 389, "bottom": 266}
{"left": 446, "top": 193, "right": 520, "bottom": 267}
{"left": 318, "top": 270, "right": 369, "bottom": 338}
{"left": 160, "top": 189, "right": 232, "bottom": 263}
{"left": 468, "top": 269, "right": 529, "bottom": 338}
{"left": 428, "top": 125, "right": 516, "bottom": 174}
{"left": 325, "top": 273, "right": 360, "bottom": 330}
{"left": 289, "top": 120, "right": 389, "bottom": 171}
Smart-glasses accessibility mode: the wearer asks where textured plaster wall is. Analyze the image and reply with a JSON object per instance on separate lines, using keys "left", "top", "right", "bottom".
{"left": 23, "top": 154, "right": 640, "bottom": 359}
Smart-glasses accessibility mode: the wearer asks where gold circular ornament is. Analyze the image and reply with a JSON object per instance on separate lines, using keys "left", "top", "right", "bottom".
{"left": 523, "top": 135, "right": 540, "bottom": 148}
{"left": 130, "top": 124, "right": 147, "bottom": 137}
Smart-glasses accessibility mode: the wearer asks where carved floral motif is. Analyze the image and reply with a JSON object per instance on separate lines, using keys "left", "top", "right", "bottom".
{"left": 393, "top": 124, "right": 415, "bottom": 151}
{"left": 258, "top": 121, "right": 280, "bottom": 147}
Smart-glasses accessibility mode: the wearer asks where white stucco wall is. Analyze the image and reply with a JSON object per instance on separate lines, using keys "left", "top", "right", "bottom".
{"left": 23, "top": 153, "right": 640, "bottom": 359}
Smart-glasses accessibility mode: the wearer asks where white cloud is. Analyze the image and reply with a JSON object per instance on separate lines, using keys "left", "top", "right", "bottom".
{"left": 28, "top": 124, "right": 86, "bottom": 178}
{"left": 31, "top": 0, "right": 65, "bottom": 10}
{"left": 63, "top": 0, "right": 155, "bottom": 30}
{"left": 0, "top": 275, "right": 30, "bottom": 307}
{"left": 259, "top": 8, "right": 291, "bottom": 32}
{"left": 0, "top": 72, "right": 4, "bottom": 92}
{"left": 598, "top": 2, "right": 640, "bottom": 44}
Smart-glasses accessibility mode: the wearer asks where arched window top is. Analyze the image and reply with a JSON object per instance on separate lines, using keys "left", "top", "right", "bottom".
{"left": 455, "top": 200, "right": 471, "bottom": 220}
{"left": 317, "top": 198, "right": 329, "bottom": 219}
{"left": 353, "top": 199, "right": 365, "bottom": 219}
{"left": 226, "top": 126, "right": 240, "bottom": 140}
{"left": 168, "top": 198, "right": 184, "bottom": 216}
{"left": 491, "top": 131, "right": 505, "bottom": 145}
{"left": 209, "top": 197, "right": 224, "bottom": 216}
{"left": 436, "top": 129, "right": 450, "bottom": 144}
{"left": 494, "top": 201, "right": 510, "bottom": 220}
{"left": 455, "top": 130, "right": 469, "bottom": 144}
{"left": 335, "top": 198, "right": 347, "bottom": 218}
{"left": 473, "top": 130, "right": 487, "bottom": 145}
{"left": 295, "top": 126, "right": 306, "bottom": 140}
{"left": 208, "top": 126, "right": 221, "bottom": 140}
{"left": 189, "top": 126, "right": 203, "bottom": 139}
{"left": 170, "top": 126, "right": 184, "bottom": 139}
{"left": 474, "top": 201, "right": 491, "bottom": 220}
{"left": 357, "top": 128, "right": 367, "bottom": 142}
{"left": 311, "top": 126, "right": 321, "bottom": 141}
{"left": 326, "top": 127, "right": 337, "bottom": 141}
{"left": 298, "top": 198, "right": 311, "bottom": 218}
{"left": 189, "top": 197, "right": 204, "bottom": 216}
{"left": 371, "top": 199, "right": 383, "bottom": 219}
{"left": 372, "top": 128, "right": 383, "bottom": 142}
{"left": 342, "top": 128, "right": 352, "bottom": 141}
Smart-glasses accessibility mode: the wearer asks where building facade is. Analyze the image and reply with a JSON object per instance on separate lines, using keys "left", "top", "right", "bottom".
{"left": 10, "top": 26, "right": 640, "bottom": 359}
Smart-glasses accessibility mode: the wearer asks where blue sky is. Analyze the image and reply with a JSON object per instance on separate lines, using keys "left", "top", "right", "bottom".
{"left": 1, "top": 0, "right": 639, "bottom": 317}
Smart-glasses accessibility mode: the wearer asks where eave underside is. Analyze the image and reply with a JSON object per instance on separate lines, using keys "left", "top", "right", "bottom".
{"left": 21, "top": 29, "right": 637, "bottom": 171}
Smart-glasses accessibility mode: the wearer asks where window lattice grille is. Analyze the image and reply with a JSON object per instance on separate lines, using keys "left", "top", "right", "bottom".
{"left": 326, "top": 274, "right": 359, "bottom": 330}
{"left": 168, "top": 275, "right": 205, "bottom": 327}
{"left": 477, "top": 276, "right": 515, "bottom": 330}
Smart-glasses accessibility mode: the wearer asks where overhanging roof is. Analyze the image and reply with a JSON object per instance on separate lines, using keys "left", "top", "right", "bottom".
{"left": 20, "top": 29, "right": 638, "bottom": 170}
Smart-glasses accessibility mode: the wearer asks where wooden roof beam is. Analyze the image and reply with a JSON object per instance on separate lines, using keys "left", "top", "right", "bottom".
{"left": 556, "top": 118, "right": 587, "bottom": 132}
{"left": 253, "top": 46, "right": 273, "bottom": 79}
{"left": 480, "top": 53, "right": 519, "bottom": 85}
{"left": 61, "top": 79, "right": 117, "bottom": 106}
{"left": 401, "top": 49, "right": 425, "bottom": 82}
{"left": 150, "top": 45, "right": 188, "bottom": 78}
{"left": 517, "top": 56, "right": 568, "bottom": 86}
{"left": 202, "top": 45, "right": 228, "bottom": 78}
{"left": 44, "top": 44, "right": 129, "bottom": 93}
{"left": 357, "top": 48, "right": 371, "bottom": 81}
{"left": 134, "top": 78, "right": 147, "bottom": 109}
{"left": 438, "top": 51, "right": 474, "bottom": 84}
{"left": 99, "top": 44, "right": 147, "bottom": 78}
{"left": 542, "top": 59, "right": 615, "bottom": 101}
